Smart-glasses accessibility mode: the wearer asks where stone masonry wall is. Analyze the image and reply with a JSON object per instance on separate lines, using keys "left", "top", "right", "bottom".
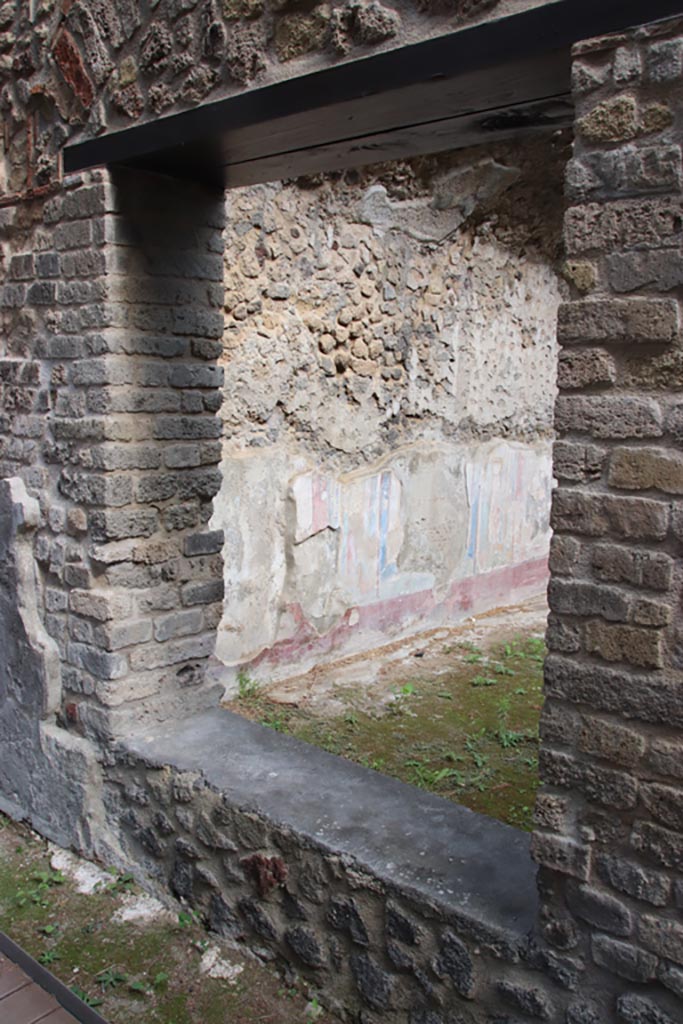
{"left": 1, "top": 0, "right": 545, "bottom": 200}
{"left": 105, "top": 713, "right": 571, "bottom": 1024}
{"left": 212, "top": 137, "right": 564, "bottom": 688}
{"left": 0, "top": 168, "right": 228, "bottom": 740}
{"left": 533, "top": 17, "right": 683, "bottom": 1024}
{"left": 3, "top": 5, "right": 683, "bottom": 1023}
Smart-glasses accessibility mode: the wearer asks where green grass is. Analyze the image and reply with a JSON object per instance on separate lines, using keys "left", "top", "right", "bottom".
{"left": 236, "top": 669, "right": 261, "bottom": 701}
{"left": 0, "top": 817, "right": 333, "bottom": 1024}
{"left": 229, "top": 630, "right": 545, "bottom": 831}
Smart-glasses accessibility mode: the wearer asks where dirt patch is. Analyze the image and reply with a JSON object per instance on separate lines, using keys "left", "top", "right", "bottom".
{"left": 0, "top": 816, "right": 334, "bottom": 1024}
{"left": 225, "top": 597, "right": 548, "bottom": 832}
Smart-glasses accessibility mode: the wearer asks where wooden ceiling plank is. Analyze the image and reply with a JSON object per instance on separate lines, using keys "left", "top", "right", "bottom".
{"left": 213, "top": 51, "right": 569, "bottom": 168}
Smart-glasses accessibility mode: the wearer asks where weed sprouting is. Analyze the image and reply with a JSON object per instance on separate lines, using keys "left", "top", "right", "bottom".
{"left": 177, "top": 909, "right": 198, "bottom": 929}
{"left": 358, "top": 754, "right": 386, "bottom": 771}
{"left": 495, "top": 695, "right": 526, "bottom": 749}
{"left": 388, "top": 682, "right": 418, "bottom": 716}
{"left": 491, "top": 661, "right": 515, "bottom": 676}
{"left": 96, "top": 870, "right": 135, "bottom": 896}
{"left": 38, "top": 950, "right": 60, "bottom": 965}
{"left": 306, "top": 995, "right": 322, "bottom": 1023}
{"left": 237, "top": 669, "right": 260, "bottom": 700}
{"left": 471, "top": 675, "right": 496, "bottom": 688}
{"left": 71, "top": 986, "right": 103, "bottom": 1008}
{"left": 96, "top": 967, "right": 127, "bottom": 991}
{"left": 404, "top": 759, "right": 464, "bottom": 791}
{"left": 464, "top": 734, "right": 489, "bottom": 769}
{"left": 126, "top": 970, "right": 167, "bottom": 995}
{"left": 15, "top": 869, "right": 65, "bottom": 909}
{"left": 259, "top": 711, "right": 289, "bottom": 732}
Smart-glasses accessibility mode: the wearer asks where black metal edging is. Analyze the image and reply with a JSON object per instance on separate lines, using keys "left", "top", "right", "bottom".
{"left": 63, "top": 0, "right": 683, "bottom": 177}
{"left": 0, "top": 931, "right": 110, "bottom": 1024}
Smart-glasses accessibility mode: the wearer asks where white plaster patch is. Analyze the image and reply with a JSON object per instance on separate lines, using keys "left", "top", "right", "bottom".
{"left": 49, "top": 844, "right": 175, "bottom": 924}
{"left": 291, "top": 471, "right": 340, "bottom": 544}
{"left": 199, "top": 944, "right": 245, "bottom": 983}
{"left": 113, "top": 893, "right": 175, "bottom": 924}
{"left": 359, "top": 160, "right": 520, "bottom": 241}
{"left": 49, "top": 847, "right": 111, "bottom": 895}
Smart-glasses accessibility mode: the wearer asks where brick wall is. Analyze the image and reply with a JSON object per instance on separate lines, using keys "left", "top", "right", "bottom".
{"left": 533, "top": 17, "right": 683, "bottom": 1023}
{"left": 0, "top": 168, "right": 227, "bottom": 739}
{"left": 76, "top": 170, "right": 227, "bottom": 735}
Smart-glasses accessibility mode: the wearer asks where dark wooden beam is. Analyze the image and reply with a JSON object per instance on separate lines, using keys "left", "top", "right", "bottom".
{"left": 220, "top": 96, "right": 574, "bottom": 187}
{"left": 63, "top": 0, "right": 683, "bottom": 189}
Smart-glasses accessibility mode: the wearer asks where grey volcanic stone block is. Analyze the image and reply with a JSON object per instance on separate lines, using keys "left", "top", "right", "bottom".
{"left": 351, "top": 953, "right": 393, "bottom": 1011}
{"left": 497, "top": 979, "right": 555, "bottom": 1020}
{"left": 284, "top": 926, "right": 325, "bottom": 968}
{"left": 209, "top": 894, "right": 240, "bottom": 937}
{"left": 328, "top": 897, "right": 369, "bottom": 946}
{"left": 432, "top": 930, "right": 474, "bottom": 998}
{"left": 238, "top": 898, "right": 277, "bottom": 942}
{"left": 617, "top": 993, "right": 678, "bottom": 1024}
{"left": 386, "top": 904, "right": 421, "bottom": 946}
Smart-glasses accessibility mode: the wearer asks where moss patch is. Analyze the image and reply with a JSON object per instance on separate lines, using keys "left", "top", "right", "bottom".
{"left": 230, "top": 630, "right": 545, "bottom": 832}
{"left": 0, "top": 816, "right": 332, "bottom": 1024}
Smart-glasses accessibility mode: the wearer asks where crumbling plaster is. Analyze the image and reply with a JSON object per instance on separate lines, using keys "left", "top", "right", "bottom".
{"left": 211, "top": 138, "right": 566, "bottom": 685}
{"left": 0, "top": 477, "right": 116, "bottom": 858}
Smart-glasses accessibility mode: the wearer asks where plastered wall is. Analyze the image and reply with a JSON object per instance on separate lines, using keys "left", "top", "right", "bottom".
{"left": 211, "top": 138, "right": 566, "bottom": 685}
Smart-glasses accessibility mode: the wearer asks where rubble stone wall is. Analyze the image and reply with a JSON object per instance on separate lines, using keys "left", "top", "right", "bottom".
{"left": 1, "top": 0, "right": 545, "bottom": 200}
{"left": 212, "top": 139, "right": 564, "bottom": 687}
{"left": 105, "top": 710, "right": 559, "bottom": 1024}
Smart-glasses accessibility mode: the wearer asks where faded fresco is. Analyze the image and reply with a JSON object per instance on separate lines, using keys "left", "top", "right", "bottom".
{"left": 213, "top": 440, "right": 552, "bottom": 684}
{"left": 211, "top": 147, "right": 562, "bottom": 688}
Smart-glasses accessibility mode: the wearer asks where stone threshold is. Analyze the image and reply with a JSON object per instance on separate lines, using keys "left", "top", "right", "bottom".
{"left": 125, "top": 707, "right": 538, "bottom": 943}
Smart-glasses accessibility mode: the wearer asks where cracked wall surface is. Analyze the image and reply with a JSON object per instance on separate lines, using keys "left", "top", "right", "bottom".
{"left": 212, "top": 138, "right": 565, "bottom": 685}
{"left": 0, "top": 476, "right": 114, "bottom": 858}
